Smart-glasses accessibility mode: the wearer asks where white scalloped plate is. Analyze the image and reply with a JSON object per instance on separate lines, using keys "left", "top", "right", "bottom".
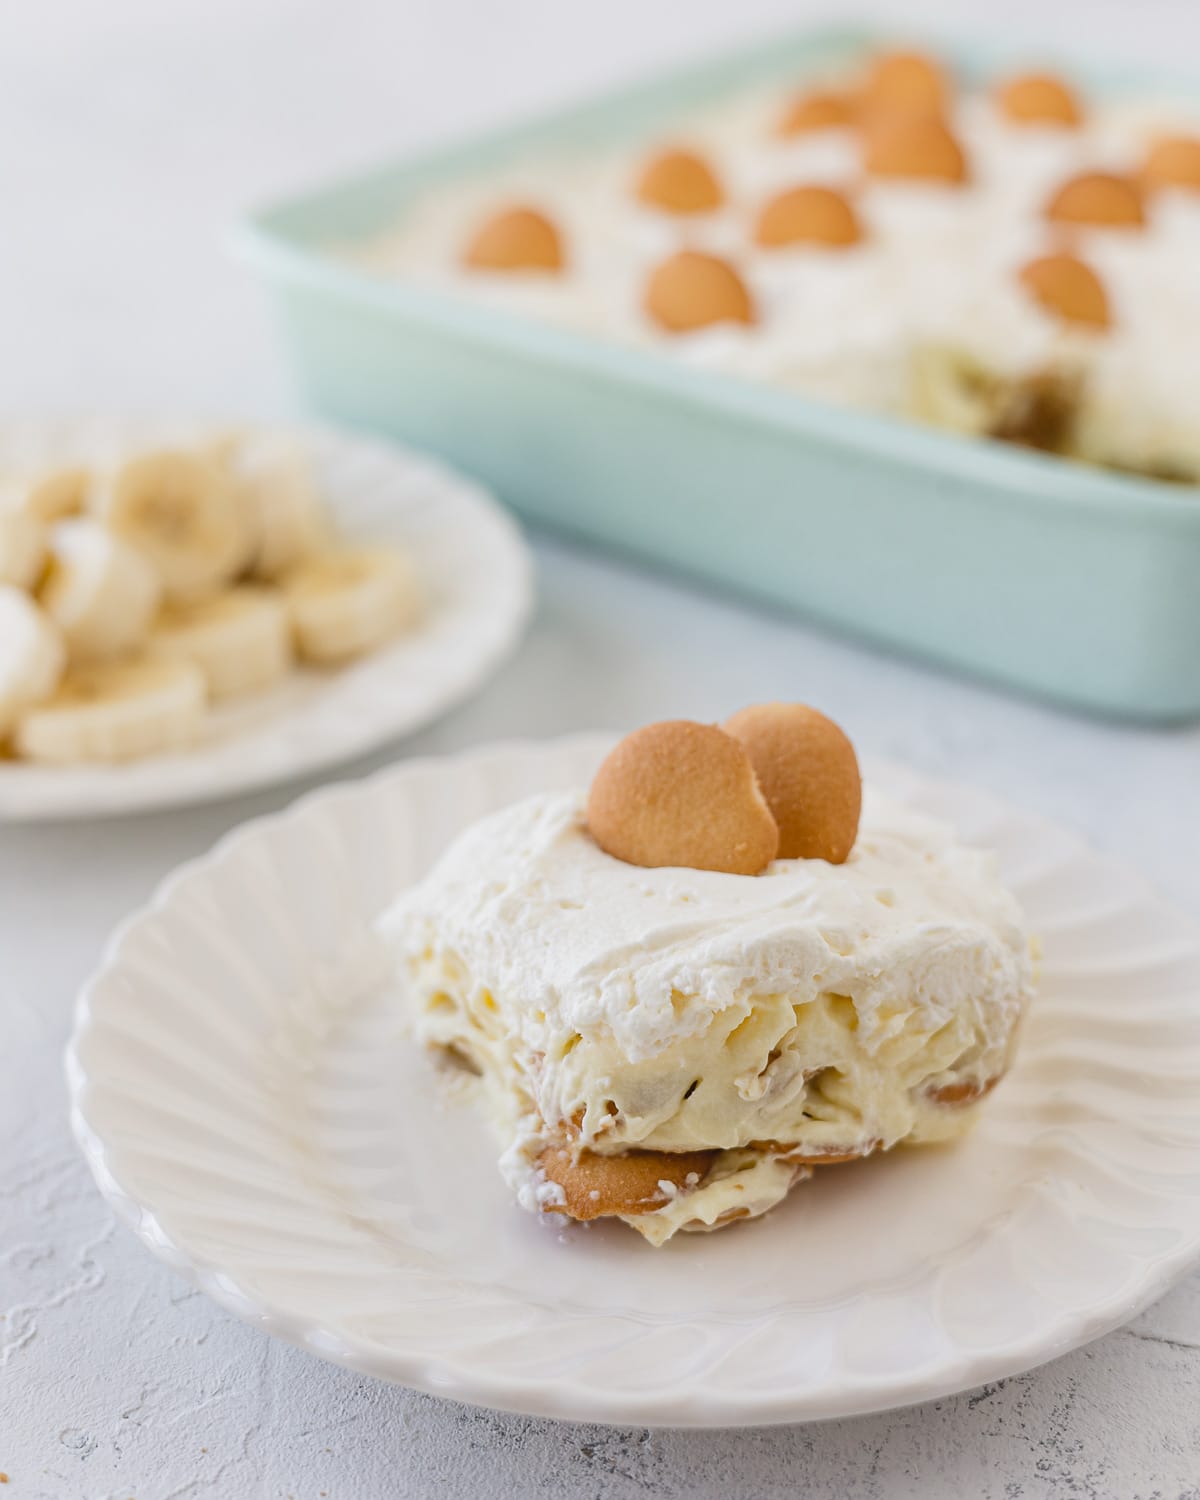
{"left": 0, "top": 418, "right": 532, "bottom": 821}
{"left": 67, "top": 736, "right": 1200, "bottom": 1426}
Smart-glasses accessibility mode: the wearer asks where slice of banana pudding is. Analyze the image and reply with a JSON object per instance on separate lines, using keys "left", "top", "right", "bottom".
{"left": 381, "top": 708, "right": 1034, "bottom": 1245}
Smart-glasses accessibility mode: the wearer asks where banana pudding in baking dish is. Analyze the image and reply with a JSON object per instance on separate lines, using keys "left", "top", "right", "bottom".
{"left": 381, "top": 707, "right": 1035, "bottom": 1245}
{"left": 349, "top": 44, "right": 1200, "bottom": 484}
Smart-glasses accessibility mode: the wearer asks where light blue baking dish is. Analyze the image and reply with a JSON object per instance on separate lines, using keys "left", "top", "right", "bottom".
{"left": 235, "top": 25, "right": 1200, "bottom": 722}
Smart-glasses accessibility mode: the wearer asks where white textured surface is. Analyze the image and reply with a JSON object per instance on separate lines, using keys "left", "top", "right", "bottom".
{"left": 0, "top": 420, "right": 532, "bottom": 820}
{"left": 3, "top": 0, "right": 1200, "bottom": 1495}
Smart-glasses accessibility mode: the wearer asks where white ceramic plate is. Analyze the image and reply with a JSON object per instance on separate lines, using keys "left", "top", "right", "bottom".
{"left": 0, "top": 418, "right": 533, "bottom": 821}
{"left": 67, "top": 735, "right": 1200, "bottom": 1426}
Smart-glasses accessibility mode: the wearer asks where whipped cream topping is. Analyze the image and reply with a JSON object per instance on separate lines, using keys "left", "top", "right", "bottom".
{"left": 345, "top": 64, "right": 1200, "bottom": 475}
{"left": 381, "top": 785, "right": 1034, "bottom": 1240}
{"left": 385, "top": 786, "right": 1030, "bottom": 1064}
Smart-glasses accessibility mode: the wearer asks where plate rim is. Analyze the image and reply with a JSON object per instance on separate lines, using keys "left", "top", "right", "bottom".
{"left": 0, "top": 418, "right": 535, "bottom": 822}
{"left": 65, "top": 733, "right": 1200, "bottom": 1426}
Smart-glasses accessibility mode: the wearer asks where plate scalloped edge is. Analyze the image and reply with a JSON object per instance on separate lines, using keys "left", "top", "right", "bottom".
{"left": 65, "top": 734, "right": 1200, "bottom": 1426}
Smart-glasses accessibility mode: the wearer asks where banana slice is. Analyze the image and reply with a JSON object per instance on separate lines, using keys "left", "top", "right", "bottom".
{"left": 0, "top": 508, "right": 48, "bottom": 590}
{"left": 228, "top": 434, "right": 331, "bottom": 581}
{"left": 39, "top": 519, "right": 162, "bottom": 665}
{"left": 0, "top": 465, "right": 91, "bottom": 524}
{"left": 14, "top": 655, "right": 206, "bottom": 764}
{"left": 284, "top": 546, "right": 422, "bottom": 665}
{"left": 0, "top": 588, "right": 65, "bottom": 738}
{"left": 150, "top": 586, "right": 293, "bottom": 699}
{"left": 97, "top": 448, "right": 252, "bottom": 603}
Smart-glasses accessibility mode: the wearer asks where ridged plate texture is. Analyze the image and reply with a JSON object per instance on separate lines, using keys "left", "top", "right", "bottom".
{"left": 68, "top": 736, "right": 1200, "bottom": 1424}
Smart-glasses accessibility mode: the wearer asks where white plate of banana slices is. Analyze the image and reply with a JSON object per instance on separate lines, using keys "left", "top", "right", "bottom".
{"left": 0, "top": 417, "right": 533, "bottom": 821}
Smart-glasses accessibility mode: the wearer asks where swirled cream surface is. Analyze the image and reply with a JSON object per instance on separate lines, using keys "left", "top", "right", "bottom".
{"left": 380, "top": 785, "right": 1034, "bottom": 1243}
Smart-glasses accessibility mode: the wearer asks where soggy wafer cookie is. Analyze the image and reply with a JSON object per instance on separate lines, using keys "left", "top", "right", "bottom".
{"left": 754, "top": 185, "right": 863, "bottom": 249}
{"left": 724, "top": 702, "right": 861, "bottom": 864}
{"left": 635, "top": 147, "right": 724, "bottom": 214}
{"left": 748, "top": 1137, "right": 880, "bottom": 1163}
{"left": 1045, "top": 171, "right": 1145, "bottom": 228}
{"left": 586, "top": 719, "right": 779, "bottom": 874}
{"left": 861, "top": 50, "right": 951, "bottom": 114}
{"left": 996, "top": 72, "right": 1083, "bottom": 128}
{"left": 776, "top": 88, "right": 857, "bottom": 137}
{"left": 925, "top": 1074, "right": 1002, "bottom": 1107}
{"left": 1019, "top": 252, "right": 1110, "bottom": 329}
{"left": 1143, "top": 135, "right": 1200, "bottom": 193}
{"left": 643, "top": 251, "right": 756, "bottom": 333}
{"left": 463, "top": 205, "right": 565, "bottom": 271}
{"left": 538, "top": 1144, "right": 717, "bottom": 1220}
{"left": 862, "top": 114, "right": 968, "bottom": 183}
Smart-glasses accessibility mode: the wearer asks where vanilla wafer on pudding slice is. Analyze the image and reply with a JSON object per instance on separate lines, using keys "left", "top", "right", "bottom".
{"left": 380, "top": 706, "right": 1034, "bottom": 1245}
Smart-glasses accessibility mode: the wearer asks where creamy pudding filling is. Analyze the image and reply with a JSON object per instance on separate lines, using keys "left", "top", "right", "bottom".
{"left": 409, "top": 969, "right": 1008, "bottom": 1241}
